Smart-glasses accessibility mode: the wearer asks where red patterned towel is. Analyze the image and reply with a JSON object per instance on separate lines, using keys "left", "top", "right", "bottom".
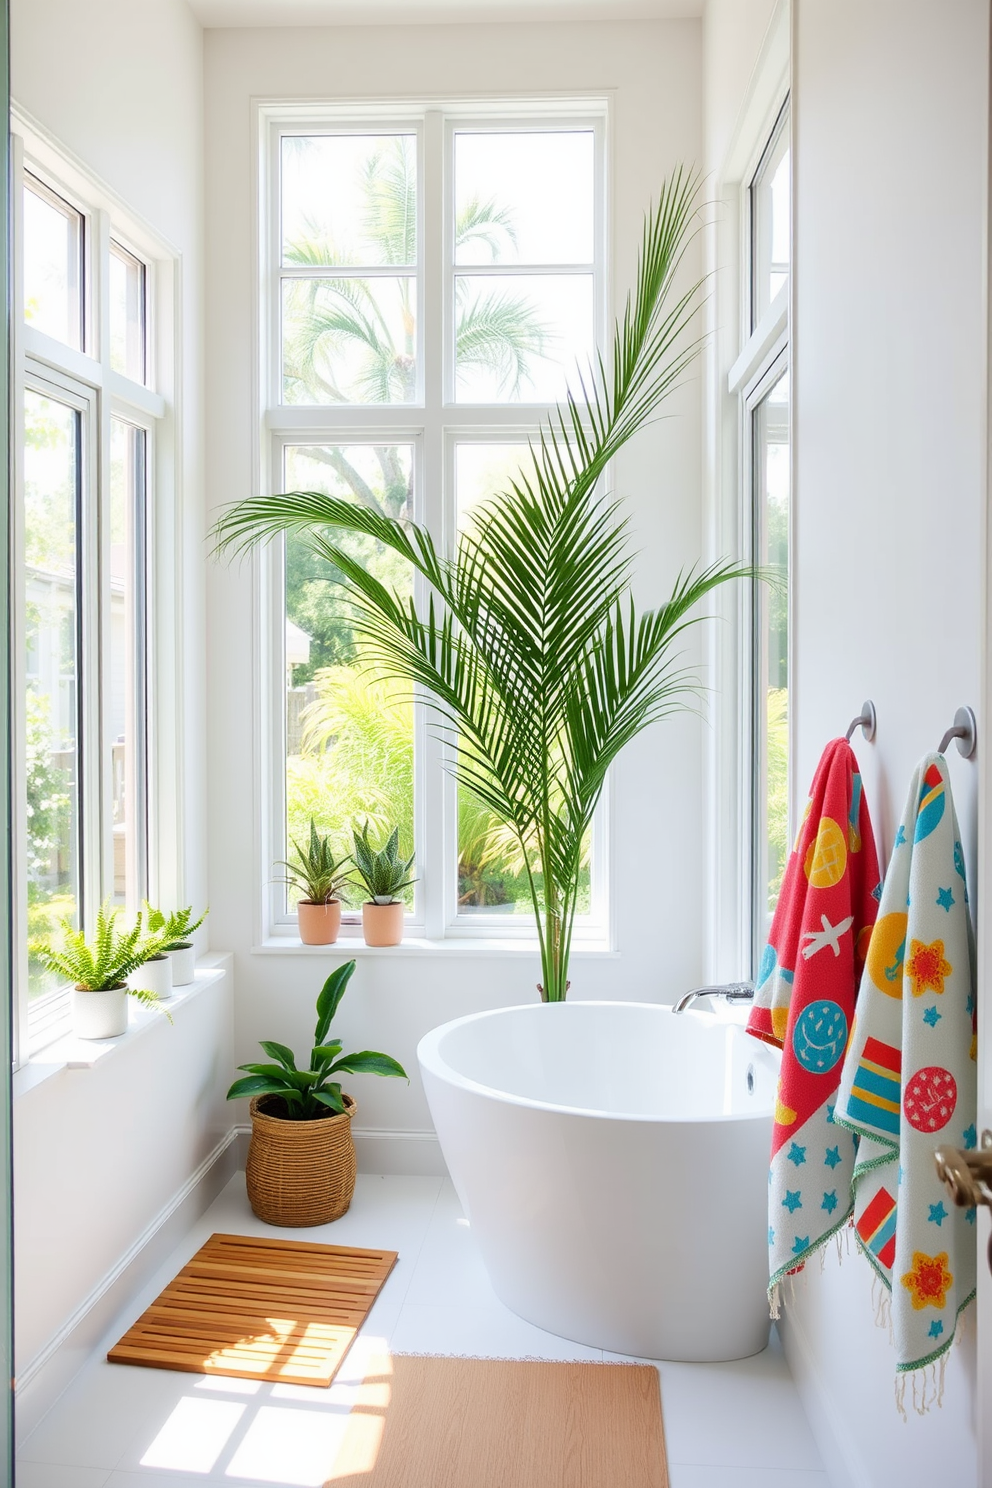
{"left": 747, "top": 737, "right": 881, "bottom": 1304}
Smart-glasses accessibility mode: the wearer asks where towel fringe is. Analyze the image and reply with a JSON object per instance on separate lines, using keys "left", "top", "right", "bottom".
{"left": 895, "top": 1373, "right": 907, "bottom": 1421}
{"left": 869, "top": 1273, "right": 893, "bottom": 1338}
{"left": 769, "top": 1283, "right": 781, "bottom": 1321}
{"left": 894, "top": 1355, "right": 948, "bottom": 1420}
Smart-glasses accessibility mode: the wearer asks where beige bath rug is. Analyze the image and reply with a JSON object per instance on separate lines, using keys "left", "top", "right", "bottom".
{"left": 324, "top": 1352, "right": 669, "bottom": 1488}
{"left": 107, "top": 1231, "right": 397, "bottom": 1386}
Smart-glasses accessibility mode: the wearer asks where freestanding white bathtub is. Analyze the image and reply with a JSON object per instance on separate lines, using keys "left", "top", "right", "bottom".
{"left": 418, "top": 1001, "right": 779, "bottom": 1362}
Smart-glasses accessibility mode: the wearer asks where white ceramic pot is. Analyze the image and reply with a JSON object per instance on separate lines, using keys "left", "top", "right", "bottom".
{"left": 72, "top": 985, "right": 128, "bottom": 1040}
{"left": 168, "top": 942, "right": 196, "bottom": 986}
{"left": 129, "top": 954, "right": 173, "bottom": 1000}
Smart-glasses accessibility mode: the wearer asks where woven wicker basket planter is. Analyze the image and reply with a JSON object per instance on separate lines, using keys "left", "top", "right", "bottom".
{"left": 246, "top": 1093, "right": 357, "bottom": 1227}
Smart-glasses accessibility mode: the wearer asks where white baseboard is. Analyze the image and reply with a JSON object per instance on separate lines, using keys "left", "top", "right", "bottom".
{"left": 233, "top": 1123, "right": 448, "bottom": 1178}
{"left": 353, "top": 1127, "right": 447, "bottom": 1177}
{"left": 15, "top": 1128, "right": 240, "bottom": 1445}
{"left": 778, "top": 1308, "right": 871, "bottom": 1488}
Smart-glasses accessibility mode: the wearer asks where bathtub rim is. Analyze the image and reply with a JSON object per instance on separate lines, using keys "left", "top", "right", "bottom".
{"left": 417, "top": 1000, "right": 777, "bottom": 1125}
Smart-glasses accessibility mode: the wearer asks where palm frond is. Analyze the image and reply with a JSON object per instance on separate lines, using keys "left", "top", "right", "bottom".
{"left": 454, "top": 195, "right": 517, "bottom": 261}
{"left": 454, "top": 286, "right": 548, "bottom": 397}
{"left": 213, "top": 170, "right": 752, "bottom": 1001}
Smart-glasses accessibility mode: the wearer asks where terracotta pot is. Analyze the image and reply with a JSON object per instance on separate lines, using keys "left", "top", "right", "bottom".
{"left": 72, "top": 985, "right": 128, "bottom": 1039}
{"left": 362, "top": 900, "right": 405, "bottom": 946}
{"left": 129, "top": 953, "right": 173, "bottom": 1000}
{"left": 246, "top": 1093, "right": 357, "bottom": 1226}
{"left": 168, "top": 943, "right": 196, "bottom": 986}
{"left": 297, "top": 899, "right": 342, "bottom": 945}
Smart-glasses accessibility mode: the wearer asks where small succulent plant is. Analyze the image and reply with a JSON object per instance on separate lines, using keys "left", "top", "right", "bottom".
{"left": 351, "top": 821, "right": 416, "bottom": 905}
{"left": 277, "top": 819, "right": 352, "bottom": 905}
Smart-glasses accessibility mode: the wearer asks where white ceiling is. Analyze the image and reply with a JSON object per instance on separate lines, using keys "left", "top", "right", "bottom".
{"left": 189, "top": 0, "right": 702, "bottom": 28}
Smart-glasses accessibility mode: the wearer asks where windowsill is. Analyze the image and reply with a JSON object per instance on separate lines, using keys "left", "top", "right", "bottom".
{"left": 13, "top": 954, "right": 231, "bottom": 1100}
{"left": 252, "top": 935, "right": 617, "bottom": 957}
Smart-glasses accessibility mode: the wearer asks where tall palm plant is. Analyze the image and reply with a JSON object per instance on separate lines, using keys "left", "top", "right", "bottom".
{"left": 215, "top": 169, "right": 749, "bottom": 1001}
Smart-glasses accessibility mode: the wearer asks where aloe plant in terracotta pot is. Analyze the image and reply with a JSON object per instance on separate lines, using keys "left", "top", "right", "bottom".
{"left": 278, "top": 819, "right": 352, "bottom": 945}
{"left": 351, "top": 822, "right": 416, "bottom": 947}
{"left": 227, "top": 960, "right": 407, "bottom": 1225}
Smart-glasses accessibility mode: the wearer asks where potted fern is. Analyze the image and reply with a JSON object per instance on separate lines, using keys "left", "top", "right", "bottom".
{"left": 144, "top": 903, "right": 209, "bottom": 986}
{"left": 352, "top": 822, "right": 416, "bottom": 946}
{"left": 32, "top": 903, "right": 170, "bottom": 1039}
{"left": 277, "top": 818, "right": 352, "bottom": 945}
{"left": 214, "top": 172, "right": 750, "bottom": 1000}
{"left": 227, "top": 960, "right": 407, "bottom": 1225}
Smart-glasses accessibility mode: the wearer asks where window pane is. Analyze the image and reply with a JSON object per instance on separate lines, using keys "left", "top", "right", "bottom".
{"left": 23, "top": 175, "right": 83, "bottom": 350}
{"left": 753, "top": 369, "right": 790, "bottom": 938}
{"left": 109, "top": 244, "right": 146, "bottom": 383}
{"left": 454, "top": 131, "right": 594, "bottom": 266}
{"left": 750, "top": 108, "right": 790, "bottom": 329}
{"left": 282, "top": 277, "right": 417, "bottom": 404}
{"left": 454, "top": 274, "right": 593, "bottom": 404}
{"left": 24, "top": 390, "right": 81, "bottom": 1002}
{"left": 453, "top": 442, "right": 592, "bottom": 918}
{"left": 109, "top": 419, "right": 147, "bottom": 907}
{"left": 283, "top": 444, "right": 415, "bottom": 913}
{"left": 281, "top": 134, "right": 417, "bottom": 268}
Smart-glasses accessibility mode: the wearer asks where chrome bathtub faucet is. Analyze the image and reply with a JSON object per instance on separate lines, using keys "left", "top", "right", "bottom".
{"left": 672, "top": 982, "right": 755, "bottom": 1014}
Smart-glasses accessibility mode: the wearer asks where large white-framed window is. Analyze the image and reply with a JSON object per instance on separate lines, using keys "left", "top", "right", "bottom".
{"left": 728, "top": 96, "right": 792, "bottom": 973}
{"left": 12, "top": 116, "right": 179, "bottom": 1059}
{"left": 258, "top": 100, "right": 610, "bottom": 944}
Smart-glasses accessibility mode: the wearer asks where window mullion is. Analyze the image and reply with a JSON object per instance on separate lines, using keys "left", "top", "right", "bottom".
{"left": 11, "top": 133, "right": 28, "bottom": 1065}
{"left": 94, "top": 209, "right": 116, "bottom": 911}
{"left": 420, "top": 109, "right": 446, "bottom": 937}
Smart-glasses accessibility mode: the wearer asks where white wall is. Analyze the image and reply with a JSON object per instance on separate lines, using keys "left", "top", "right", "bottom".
{"left": 704, "top": 2, "right": 986, "bottom": 1484}
{"left": 13, "top": 970, "right": 234, "bottom": 1421}
{"left": 204, "top": 20, "right": 708, "bottom": 1151}
{"left": 10, "top": 0, "right": 233, "bottom": 1416}
{"left": 785, "top": 3, "right": 985, "bottom": 1484}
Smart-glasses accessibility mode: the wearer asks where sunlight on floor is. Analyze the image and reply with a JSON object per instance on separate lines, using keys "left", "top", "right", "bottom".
{"left": 140, "top": 1397, "right": 246, "bottom": 1472}
{"left": 224, "top": 1404, "right": 354, "bottom": 1485}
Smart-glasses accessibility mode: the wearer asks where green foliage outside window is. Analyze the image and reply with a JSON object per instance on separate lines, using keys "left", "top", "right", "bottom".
{"left": 282, "top": 143, "right": 557, "bottom": 910}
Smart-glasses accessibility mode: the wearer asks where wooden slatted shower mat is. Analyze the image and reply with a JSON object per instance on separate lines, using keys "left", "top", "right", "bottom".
{"left": 108, "top": 1232, "right": 398, "bottom": 1386}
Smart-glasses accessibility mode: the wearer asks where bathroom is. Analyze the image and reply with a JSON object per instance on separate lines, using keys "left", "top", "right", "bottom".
{"left": 5, "top": 0, "right": 989, "bottom": 1485}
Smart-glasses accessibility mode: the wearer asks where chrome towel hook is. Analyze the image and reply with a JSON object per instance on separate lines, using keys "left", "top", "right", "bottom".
{"left": 845, "top": 700, "right": 876, "bottom": 743}
{"left": 938, "top": 706, "right": 977, "bottom": 759}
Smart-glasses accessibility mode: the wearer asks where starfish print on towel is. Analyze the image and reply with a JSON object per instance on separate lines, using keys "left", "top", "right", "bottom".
{"left": 906, "top": 939, "right": 952, "bottom": 997}
{"left": 801, "top": 914, "right": 854, "bottom": 960}
{"left": 901, "top": 1251, "right": 953, "bottom": 1311}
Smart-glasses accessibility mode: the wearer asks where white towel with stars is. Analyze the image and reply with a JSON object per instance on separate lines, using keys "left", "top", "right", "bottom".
{"left": 836, "top": 753, "right": 976, "bottom": 1394}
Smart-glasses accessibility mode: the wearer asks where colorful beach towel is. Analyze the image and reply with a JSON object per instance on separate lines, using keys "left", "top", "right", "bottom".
{"left": 835, "top": 754, "right": 976, "bottom": 1403}
{"left": 747, "top": 738, "right": 881, "bottom": 1306}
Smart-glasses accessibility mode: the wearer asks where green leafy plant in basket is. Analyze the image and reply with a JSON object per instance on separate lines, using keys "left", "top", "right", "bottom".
{"left": 226, "top": 959, "right": 407, "bottom": 1120}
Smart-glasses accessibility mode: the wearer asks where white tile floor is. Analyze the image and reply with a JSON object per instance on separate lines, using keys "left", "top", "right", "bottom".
{"left": 17, "top": 1173, "right": 830, "bottom": 1488}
